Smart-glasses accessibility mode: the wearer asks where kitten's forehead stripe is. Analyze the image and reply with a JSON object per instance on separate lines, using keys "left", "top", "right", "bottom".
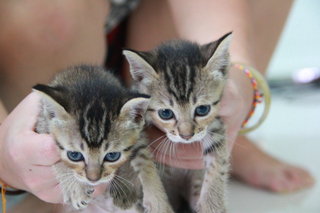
{"left": 56, "top": 141, "right": 65, "bottom": 150}
{"left": 151, "top": 41, "right": 206, "bottom": 103}
{"left": 104, "top": 142, "right": 109, "bottom": 151}
{"left": 169, "top": 99, "right": 174, "bottom": 107}
{"left": 164, "top": 64, "right": 196, "bottom": 102}
{"left": 80, "top": 143, "right": 84, "bottom": 151}
{"left": 49, "top": 65, "right": 145, "bottom": 149}
{"left": 80, "top": 101, "right": 107, "bottom": 147}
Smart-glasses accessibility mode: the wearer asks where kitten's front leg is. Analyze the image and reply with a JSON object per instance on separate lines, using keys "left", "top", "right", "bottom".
{"left": 188, "top": 170, "right": 205, "bottom": 210}
{"left": 197, "top": 149, "right": 229, "bottom": 213}
{"left": 196, "top": 129, "right": 230, "bottom": 213}
{"left": 54, "top": 163, "right": 94, "bottom": 210}
{"left": 109, "top": 162, "right": 140, "bottom": 210}
{"left": 130, "top": 147, "right": 174, "bottom": 213}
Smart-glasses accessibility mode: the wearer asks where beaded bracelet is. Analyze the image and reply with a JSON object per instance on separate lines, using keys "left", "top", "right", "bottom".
{"left": 232, "top": 62, "right": 271, "bottom": 134}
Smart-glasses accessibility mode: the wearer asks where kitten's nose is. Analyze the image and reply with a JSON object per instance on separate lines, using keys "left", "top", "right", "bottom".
{"left": 179, "top": 134, "right": 194, "bottom": 140}
{"left": 87, "top": 175, "right": 100, "bottom": 182}
{"left": 87, "top": 173, "right": 101, "bottom": 182}
{"left": 86, "top": 164, "right": 101, "bottom": 182}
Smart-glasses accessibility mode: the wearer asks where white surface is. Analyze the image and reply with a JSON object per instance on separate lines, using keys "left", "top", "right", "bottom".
{"left": 228, "top": 92, "right": 320, "bottom": 213}
{"left": 268, "top": 0, "right": 320, "bottom": 79}
{"left": 230, "top": 1, "right": 320, "bottom": 211}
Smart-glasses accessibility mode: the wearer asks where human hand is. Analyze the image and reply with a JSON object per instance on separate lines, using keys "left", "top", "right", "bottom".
{"left": 0, "top": 93, "right": 108, "bottom": 204}
{"left": 0, "top": 92, "right": 62, "bottom": 203}
{"left": 148, "top": 66, "right": 253, "bottom": 169}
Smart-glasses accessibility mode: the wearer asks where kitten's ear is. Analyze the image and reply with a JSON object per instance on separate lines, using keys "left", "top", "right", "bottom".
{"left": 33, "top": 84, "right": 69, "bottom": 119}
{"left": 123, "top": 49, "right": 158, "bottom": 88}
{"left": 201, "top": 32, "right": 232, "bottom": 78}
{"left": 120, "top": 96, "right": 150, "bottom": 125}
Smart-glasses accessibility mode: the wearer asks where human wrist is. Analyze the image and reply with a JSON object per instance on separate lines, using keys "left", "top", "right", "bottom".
{"left": 228, "top": 64, "right": 254, "bottom": 121}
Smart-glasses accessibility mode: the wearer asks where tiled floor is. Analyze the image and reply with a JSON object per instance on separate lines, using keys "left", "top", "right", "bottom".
{"left": 228, "top": 88, "right": 320, "bottom": 213}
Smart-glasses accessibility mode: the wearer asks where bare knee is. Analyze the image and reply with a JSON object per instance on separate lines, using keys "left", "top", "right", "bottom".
{"left": 0, "top": 0, "right": 109, "bottom": 66}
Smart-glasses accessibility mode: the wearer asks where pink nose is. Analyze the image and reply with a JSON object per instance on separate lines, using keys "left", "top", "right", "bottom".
{"left": 179, "top": 134, "right": 194, "bottom": 140}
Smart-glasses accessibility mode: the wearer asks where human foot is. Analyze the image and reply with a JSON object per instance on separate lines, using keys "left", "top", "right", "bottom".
{"left": 231, "top": 136, "right": 315, "bottom": 193}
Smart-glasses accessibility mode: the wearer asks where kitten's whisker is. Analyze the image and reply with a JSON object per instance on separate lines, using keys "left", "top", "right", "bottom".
{"left": 114, "top": 175, "right": 133, "bottom": 186}
{"left": 169, "top": 140, "right": 173, "bottom": 162}
{"left": 110, "top": 181, "right": 121, "bottom": 199}
{"left": 160, "top": 138, "right": 168, "bottom": 173}
{"left": 112, "top": 178, "right": 126, "bottom": 197}
{"left": 147, "top": 135, "right": 166, "bottom": 148}
{"left": 151, "top": 137, "right": 166, "bottom": 154}
{"left": 162, "top": 138, "right": 171, "bottom": 165}
{"left": 206, "top": 133, "right": 224, "bottom": 153}
{"left": 158, "top": 138, "right": 169, "bottom": 174}
{"left": 55, "top": 173, "right": 74, "bottom": 179}
{"left": 172, "top": 141, "right": 177, "bottom": 158}
{"left": 169, "top": 140, "right": 176, "bottom": 163}
{"left": 114, "top": 175, "right": 134, "bottom": 189}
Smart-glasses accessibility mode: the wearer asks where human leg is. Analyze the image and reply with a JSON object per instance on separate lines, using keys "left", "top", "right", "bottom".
{"left": 125, "top": 0, "right": 314, "bottom": 192}
{"left": 231, "top": 0, "right": 314, "bottom": 192}
{"left": 0, "top": 0, "right": 109, "bottom": 211}
{"left": 0, "top": 0, "right": 109, "bottom": 110}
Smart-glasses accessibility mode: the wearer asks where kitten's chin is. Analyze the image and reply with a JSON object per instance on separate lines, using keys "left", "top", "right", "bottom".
{"left": 75, "top": 174, "right": 114, "bottom": 186}
{"left": 167, "top": 131, "right": 207, "bottom": 144}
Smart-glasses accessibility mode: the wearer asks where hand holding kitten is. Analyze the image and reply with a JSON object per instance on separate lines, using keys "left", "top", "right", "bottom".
{"left": 0, "top": 92, "right": 62, "bottom": 203}
{"left": 0, "top": 92, "right": 109, "bottom": 204}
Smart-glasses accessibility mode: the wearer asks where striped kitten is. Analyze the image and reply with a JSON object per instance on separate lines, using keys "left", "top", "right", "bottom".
{"left": 124, "top": 33, "right": 232, "bottom": 213}
{"left": 34, "top": 65, "right": 173, "bottom": 213}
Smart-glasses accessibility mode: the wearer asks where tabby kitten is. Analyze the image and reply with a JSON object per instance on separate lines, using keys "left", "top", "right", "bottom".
{"left": 34, "top": 65, "right": 173, "bottom": 213}
{"left": 124, "top": 33, "right": 232, "bottom": 213}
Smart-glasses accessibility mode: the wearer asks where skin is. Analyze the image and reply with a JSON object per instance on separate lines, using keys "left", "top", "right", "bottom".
{"left": 0, "top": 0, "right": 314, "bottom": 212}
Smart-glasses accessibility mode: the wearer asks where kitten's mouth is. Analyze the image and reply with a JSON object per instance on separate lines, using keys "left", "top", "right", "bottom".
{"left": 75, "top": 174, "right": 114, "bottom": 186}
{"left": 168, "top": 131, "right": 207, "bottom": 143}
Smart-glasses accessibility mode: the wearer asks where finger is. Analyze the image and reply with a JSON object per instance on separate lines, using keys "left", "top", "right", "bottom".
{"left": 93, "top": 183, "right": 108, "bottom": 197}
{"left": 35, "top": 183, "right": 63, "bottom": 204}
{"left": 22, "top": 165, "right": 59, "bottom": 191}
{"left": 20, "top": 132, "right": 60, "bottom": 165}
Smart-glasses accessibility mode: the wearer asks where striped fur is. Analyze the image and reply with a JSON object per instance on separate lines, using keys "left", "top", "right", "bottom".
{"left": 34, "top": 66, "right": 173, "bottom": 212}
{"left": 125, "top": 33, "right": 232, "bottom": 213}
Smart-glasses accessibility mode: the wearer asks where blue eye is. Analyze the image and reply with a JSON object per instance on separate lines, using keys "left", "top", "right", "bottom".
{"left": 195, "top": 105, "right": 211, "bottom": 116}
{"left": 158, "top": 109, "right": 174, "bottom": 120}
{"left": 104, "top": 152, "right": 121, "bottom": 162}
{"left": 67, "top": 151, "right": 84, "bottom": 162}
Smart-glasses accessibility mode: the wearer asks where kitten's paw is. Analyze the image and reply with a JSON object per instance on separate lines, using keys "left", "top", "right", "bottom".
{"left": 160, "top": 205, "right": 175, "bottom": 213}
{"left": 195, "top": 204, "right": 226, "bottom": 213}
{"left": 143, "top": 201, "right": 174, "bottom": 213}
{"left": 110, "top": 181, "right": 137, "bottom": 209}
{"left": 65, "top": 186, "right": 94, "bottom": 210}
{"left": 112, "top": 194, "right": 137, "bottom": 209}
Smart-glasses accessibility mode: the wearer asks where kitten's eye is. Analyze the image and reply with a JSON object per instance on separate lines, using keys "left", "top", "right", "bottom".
{"left": 104, "top": 152, "right": 121, "bottom": 162}
{"left": 67, "top": 151, "right": 84, "bottom": 162}
{"left": 158, "top": 109, "right": 174, "bottom": 120}
{"left": 195, "top": 105, "right": 211, "bottom": 116}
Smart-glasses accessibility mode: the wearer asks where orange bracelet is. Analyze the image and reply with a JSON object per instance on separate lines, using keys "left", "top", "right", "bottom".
{"left": 0, "top": 179, "right": 25, "bottom": 213}
{"left": 0, "top": 180, "right": 7, "bottom": 213}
